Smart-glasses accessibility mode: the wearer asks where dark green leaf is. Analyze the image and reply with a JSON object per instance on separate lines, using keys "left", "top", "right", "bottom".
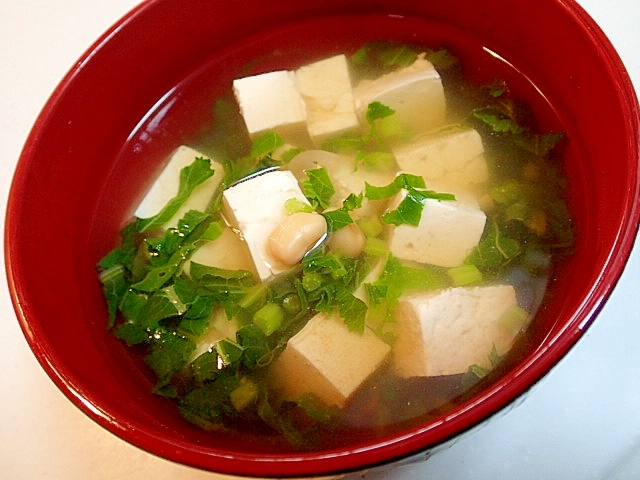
{"left": 366, "top": 101, "right": 396, "bottom": 124}
{"left": 249, "top": 131, "right": 285, "bottom": 159}
{"left": 145, "top": 329, "right": 195, "bottom": 380}
{"left": 137, "top": 157, "right": 215, "bottom": 232}
{"left": 301, "top": 167, "right": 336, "bottom": 210}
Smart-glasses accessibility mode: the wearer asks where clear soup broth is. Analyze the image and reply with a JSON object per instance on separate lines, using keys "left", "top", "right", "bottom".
{"left": 96, "top": 13, "right": 574, "bottom": 452}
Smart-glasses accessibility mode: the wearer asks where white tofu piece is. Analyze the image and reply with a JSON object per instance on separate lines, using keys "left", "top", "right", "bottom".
{"left": 295, "top": 54, "right": 360, "bottom": 146}
{"left": 392, "top": 127, "right": 489, "bottom": 187}
{"left": 188, "top": 227, "right": 258, "bottom": 276}
{"left": 134, "top": 145, "right": 224, "bottom": 227}
{"left": 387, "top": 193, "right": 486, "bottom": 267}
{"left": 353, "top": 54, "right": 446, "bottom": 135}
{"left": 269, "top": 312, "right": 390, "bottom": 408}
{"left": 233, "top": 70, "right": 309, "bottom": 144}
{"left": 222, "top": 169, "right": 312, "bottom": 281}
{"left": 393, "top": 285, "right": 520, "bottom": 377}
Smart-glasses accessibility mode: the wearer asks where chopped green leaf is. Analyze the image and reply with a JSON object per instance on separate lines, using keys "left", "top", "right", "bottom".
{"left": 301, "top": 167, "right": 336, "bottom": 210}
{"left": 366, "top": 101, "right": 396, "bottom": 124}
{"left": 137, "top": 157, "right": 215, "bottom": 232}
{"left": 471, "top": 107, "right": 525, "bottom": 135}
{"left": 145, "top": 329, "right": 195, "bottom": 380}
{"left": 249, "top": 131, "right": 285, "bottom": 159}
{"left": 447, "top": 264, "right": 483, "bottom": 286}
{"left": 285, "top": 197, "right": 314, "bottom": 215}
{"left": 322, "top": 193, "right": 362, "bottom": 233}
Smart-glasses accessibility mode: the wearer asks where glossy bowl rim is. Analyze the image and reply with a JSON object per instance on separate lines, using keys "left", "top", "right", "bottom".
{"left": 5, "top": 0, "right": 640, "bottom": 477}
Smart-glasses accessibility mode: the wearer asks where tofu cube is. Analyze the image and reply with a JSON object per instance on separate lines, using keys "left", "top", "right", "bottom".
{"left": 269, "top": 312, "right": 391, "bottom": 408}
{"left": 188, "top": 227, "right": 258, "bottom": 276}
{"left": 233, "top": 70, "right": 309, "bottom": 144}
{"left": 295, "top": 54, "right": 360, "bottom": 146}
{"left": 188, "top": 308, "right": 240, "bottom": 363}
{"left": 134, "top": 145, "right": 224, "bottom": 227}
{"left": 393, "top": 285, "right": 520, "bottom": 377}
{"left": 392, "top": 127, "right": 488, "bottom": 187}
{"left": 222, "top": 170, "right": 312, "bottom": 281}
{"left": 353, "top": 54, "right": 446, "bottom": 134}
{"left": 387, "top": 194, "right": 486, "bottom": 267}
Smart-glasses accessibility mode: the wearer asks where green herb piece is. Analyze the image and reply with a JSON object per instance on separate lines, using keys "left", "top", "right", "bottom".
{"left": 301, "top": 167, "right": 336, "bottom": 210}
{"left": 447, "top": 264, "right": 483, "bottom": 286}
{"left": 322, "top": 133, "right": 367, "bottom": 154}
{"left": 365, "top": 174, "right": 455, "bottom": 227}
{"left": 467, "top": 363, "right": 490, "bottom": 380}
{"left": 301, "top": 248, "right": 369, "bottom": 333}
{"left": 99, "top": 264, "right": 128, "bottom": 328}
{"left": 145, "top": 328, "right": 195, "bottom": 380}
{"left": 137, "top": 157, "right": 215, "bottom": 232}
{"left": 322, "top": 193, "right": 362, "bottom": 233}
{"left": 364, "top": 237, "right": 388, "bottom": 257}
{"left": 236, "top": 324, "right": 272, "bottom": 368}
{"left": 337, "top": 290, "right": 368, "bottom": 334}
{"left": 200, "top": 220, "right": 225, "bottom": 241}
{"left": 425, "top": 48, "right": 459, "bottom": 71}
{"left": 279, "top": 147, "right": 305, "bottom": 163}
{"left": 323, "top": 208, "right": 354, "bottom": 233}
{"left": 285, "top": 197, "right": 314, "bottom": 214}
{"left": 217, "top": 338, "right": 245, "bottom": 366}
{"left": 187, "top": 262, "right": 257, "bottom": 319}
{"left": 466, "top": 219, "right": 522, "bottom": 274}
{"left": 295, "top": 393, "right": 341, "bottom": 424}
{"left": 351, "top": 41, "right": 420, "bottom": 71}
{"left": 249, "top": 131, "right": 285, "bottom": 159}
{"left": 365, "top": 254, "right": 448, "bottom": 330}
{"left": 179, "top": 372, "right": 240, "bottom": 430}
{"left": 471, "top": 106, "right": 525, "bottom": 135}
{"left": 191, "top": 350, "right": 222, "bottom": 384}
{"left": 382, "top": 190, "right": 426, "bottom": 226}
{"left": 366, "top": 101, "right": 396, "bottom": 124}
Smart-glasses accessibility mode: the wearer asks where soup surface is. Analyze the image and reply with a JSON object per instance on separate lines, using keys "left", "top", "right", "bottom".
{"left": 97, "top": 39, "right": 574, "bottom": 451}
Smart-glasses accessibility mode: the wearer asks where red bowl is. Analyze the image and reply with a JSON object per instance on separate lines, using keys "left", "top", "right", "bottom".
{"left": 5, "top": 0, "right": 640, "bottom": 477}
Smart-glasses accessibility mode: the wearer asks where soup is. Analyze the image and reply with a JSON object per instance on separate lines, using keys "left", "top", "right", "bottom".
{"left": 97, "top": 40, "right": 574, "bottom": 451}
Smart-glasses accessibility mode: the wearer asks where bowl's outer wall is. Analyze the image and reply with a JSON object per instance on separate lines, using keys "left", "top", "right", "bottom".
{"left": 5, "top": 0, "right": 639, "bottom": 477}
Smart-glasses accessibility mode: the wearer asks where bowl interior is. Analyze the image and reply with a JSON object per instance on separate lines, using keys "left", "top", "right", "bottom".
{"left": 6, "top": 0, "right": 639, "bottom": 477}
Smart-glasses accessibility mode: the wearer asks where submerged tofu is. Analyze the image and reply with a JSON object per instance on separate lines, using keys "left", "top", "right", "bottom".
{"left": 134, "top": 145, "right": 224, "bottom": 227}
{"left": 233, "top": 70, "right": 309, "bottom": 144}
{"left": 222, "top": 169, "right": 313, "bottom": 281}
{"left": 269, "top": 312, "right": 391, "bottom": 408}
{"left": 188, "top": 227, "right": 257, "bottom": 275}
{"left": 392, "top": 127, "right": 488, "bottom": 187}
{"left": 353, "top": 54, "right": 446, "bottom": 135}
{"left": 387, "top": 194, "right": 486, "bottom": 267}
{"left": 188, "top": 308, "right": 240, "bottom": 363}
{"left": 393, "top": 285, "right": 520, "bottom": 377}
{"left": 295, "top": 54, "right": 360, "bottom": 146}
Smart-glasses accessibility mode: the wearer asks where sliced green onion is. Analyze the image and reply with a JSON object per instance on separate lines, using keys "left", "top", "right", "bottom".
{"left": 230, "top": 377, "right": 259, "bottom": 411}
{"left": 498, "top": 304, "right": 530, "bottom": 337}
{"left": 447, "top": 264, "right": 483, "bottom": 286}
{"left": 364, "top": 237, "right": 389, "bottom": 257}
{"left": 253, "top": 302, "right": 284, "bottom": 336}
